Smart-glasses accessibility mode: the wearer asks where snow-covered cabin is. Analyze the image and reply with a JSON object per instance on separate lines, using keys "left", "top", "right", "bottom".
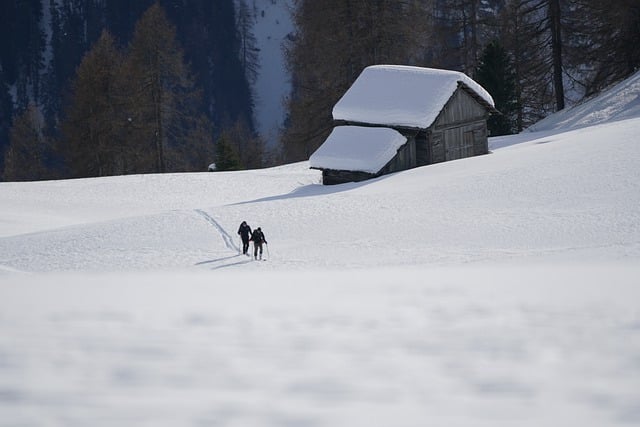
{"left": 309, "top": 65, "right": 498, "bottom": 185}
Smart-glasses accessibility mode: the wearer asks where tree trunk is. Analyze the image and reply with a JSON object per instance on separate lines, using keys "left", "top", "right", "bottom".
{"left": 549, "top": 0, "right": 564, "bottom": 110}
{"left": 154, "top": 82, "right": 165, "bottom": 173}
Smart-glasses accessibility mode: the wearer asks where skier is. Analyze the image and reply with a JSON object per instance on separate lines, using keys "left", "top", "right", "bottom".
{"left": 250, "top": 227, "right": 267, "bottom": 260}
{"left": 237, "top": 221, "right": 252, "bottom": 255}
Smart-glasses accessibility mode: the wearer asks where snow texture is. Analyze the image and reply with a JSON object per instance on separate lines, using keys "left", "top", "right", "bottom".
{"left": 309, "top": 126, "right": 407, "bottom": 173}
{"left": 333, "top": 64, "right": 495, "bottom": 128}
{"left": 1, "top": 71, "right": 640, "bottom": 427}
{"left": 527, "top": 69, "right": 640, "bottom": 132}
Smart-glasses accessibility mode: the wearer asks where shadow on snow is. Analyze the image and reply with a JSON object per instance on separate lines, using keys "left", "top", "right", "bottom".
{"left": 195, "top": 253, "right": 254, "bottom": 270}
{"left": 230, "top": 173, "right": 397, "bottom": 205}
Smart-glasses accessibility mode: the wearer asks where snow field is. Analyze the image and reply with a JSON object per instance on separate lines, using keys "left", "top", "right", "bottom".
{"left": 1, "top": 71, "right": 640, "bottom": 426}
{"left": 0, "top": 266, "right": 638, "bottom": 427}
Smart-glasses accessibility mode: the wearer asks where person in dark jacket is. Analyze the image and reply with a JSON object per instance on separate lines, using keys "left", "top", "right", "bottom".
{"left": 237, "top": 221, "right": 252, "bottom": 255}
{"left": 250, "top": 227, "right": 267, "bottom": 260}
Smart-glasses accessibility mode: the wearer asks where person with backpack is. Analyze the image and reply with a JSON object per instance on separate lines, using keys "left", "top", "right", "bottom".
{"left": 250, "top": 227, "right": 267, "bottom": 260}
{"left": 237, "top": 221, "right": 252, "bottom": 255}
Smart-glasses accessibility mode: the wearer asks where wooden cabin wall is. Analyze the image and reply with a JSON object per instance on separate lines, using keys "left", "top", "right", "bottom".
{"left": 415, "top": 132, "right": 429, "bottom": 166}
{"left": 322, "top": 169, "right": 375, "bottom": 185}
{"left": 428, "top": 121, "right": 488, "bottom": 162}
{"left": 471, "top": 124, "right": 488, "bottom": 155}
{"left": 429, "top": 131, "right": 445, "bottom": 163}
{"left": 435, "top": 88, "right": 488, "bottom": 127}
{"left": 380, "top": 139, "right": 416, "bottom": 175}
{"left": 426, "top": 88, "right": 490, "bottom": 163}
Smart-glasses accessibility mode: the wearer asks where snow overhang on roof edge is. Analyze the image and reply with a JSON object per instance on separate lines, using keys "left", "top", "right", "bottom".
{"left": 309, "top": 126, "right": 407, "bottom": 173}
{"left": 332, "top": 65, "right": 497, "bottom": 129}
{"left": 457, "top": 81, "right": 500, "bottom": 115}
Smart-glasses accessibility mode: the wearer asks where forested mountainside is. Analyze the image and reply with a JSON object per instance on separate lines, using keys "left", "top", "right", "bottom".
{"left": 1, "top": 0, "right": 639, "bottom": 181}
{"left": 1, "top": 0, "right": 263, "bottom": 180}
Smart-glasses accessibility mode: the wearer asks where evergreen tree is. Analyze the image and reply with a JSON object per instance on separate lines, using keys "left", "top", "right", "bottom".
{"left": 4, "top": 0, "right": 259, "bottom": 176}
{"left": 163, "top": 112, "right": 215, "bottom": 172}
{"left": 0, "top": 72, "right": 13, "bottom": 177}
{"left": 499, "top": 0, "right": 556, "bottom": 130}
{"left": 3, "top": 104, "right": 50, "bottom": 181}
{"left": 123, "top": 2, "right": 213, "bottom": 174}
{"left": 226, "top": 119, "right": 264, "bottom": 170}
{"left": 214, "top": 132, "right": 241, "bottom": 171}
{"left": 61, "top": 30, "right": 125, "bottom": 178}
{"left": 475, "top": 41, "right": 518, "bottom": 136}
{"left": 549, "top": 0, "right": 564, "bottom": 110}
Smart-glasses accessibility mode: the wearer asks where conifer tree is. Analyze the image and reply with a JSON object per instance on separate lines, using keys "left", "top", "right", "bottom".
{"left": 475, "top": 41, "right": 518, "bottom": 136}
{"left": 214, "top": 132, "right": 242, "bottom": 171}
{"left": 123, "top": 2, "right": 211, "bottom": 174}
{"left": 3, "top": 104, "right": 50, "bottom": 181}
{"left": 61, "top": 30, "right": 125, "bottom": 177}
{"left": 0, "top": 73, "right": 13, "bottom": 176}
{"left": 549, "top": 0, "right": 564, "bottom": 110}
{"left": 499, "top": 0, "right": 555, "bottom": 129}
{"left": 226, "top": 119, "right": 264, "bottom": 170}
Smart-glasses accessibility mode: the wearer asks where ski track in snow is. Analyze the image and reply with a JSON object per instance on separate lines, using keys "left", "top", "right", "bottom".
{"left": 194, "top": 209, "right": 240, "bottom": 254}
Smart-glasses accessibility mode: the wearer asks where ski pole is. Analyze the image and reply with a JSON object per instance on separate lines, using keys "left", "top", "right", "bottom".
{"left": 266, "top": 243, "right": 270, "bottom": 259}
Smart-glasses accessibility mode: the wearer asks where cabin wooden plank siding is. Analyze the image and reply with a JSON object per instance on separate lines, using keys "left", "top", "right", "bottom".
{"left": 309, "top": 65, "right": 497, "bottom": 185}
{"left": 427, "top": 84, "right": 490, "bottom": 164}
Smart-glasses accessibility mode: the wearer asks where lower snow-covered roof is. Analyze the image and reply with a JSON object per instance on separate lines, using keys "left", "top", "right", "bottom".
{"left": 309, "top": 126, "right": 407, "bottom": 174}
{"left": 333, "top": 65, "right": 495, "bottom": 129}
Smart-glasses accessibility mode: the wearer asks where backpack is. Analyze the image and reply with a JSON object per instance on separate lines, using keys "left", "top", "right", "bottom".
{"left": 252, "top": 230, "right": 264, "bottom": 243}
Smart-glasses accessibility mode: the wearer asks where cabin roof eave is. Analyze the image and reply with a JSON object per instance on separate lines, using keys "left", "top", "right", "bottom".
{"left": 332, "top": 119, "right": 425, "bottom": 133}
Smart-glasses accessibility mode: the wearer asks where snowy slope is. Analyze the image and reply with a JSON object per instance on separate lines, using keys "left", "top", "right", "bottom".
{"left": 491, "top": 70, "right": 640, "bottom": 151}
{"left": 527, "top": 70, "right": 640, "bottom": 132}
{"left": 0, "top": 73, "right": 639, "bottom": 426}
{"left": 2, "top": 117, "right": 637, "bottom": 272}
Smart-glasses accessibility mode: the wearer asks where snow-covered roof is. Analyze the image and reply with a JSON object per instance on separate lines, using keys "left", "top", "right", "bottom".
{"left": 333, "top": 65, "right": 496, "bottom": 129}
{"left": 309, "top": 126, "right": 407, "bottom": 173}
